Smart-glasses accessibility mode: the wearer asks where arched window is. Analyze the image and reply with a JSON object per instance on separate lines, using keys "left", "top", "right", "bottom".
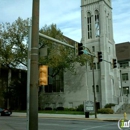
{"left": 87, "top": 12, "right": 92, "bottom": 39}
{"left": 95, "top": 10, "right": 100, "bottom": 37}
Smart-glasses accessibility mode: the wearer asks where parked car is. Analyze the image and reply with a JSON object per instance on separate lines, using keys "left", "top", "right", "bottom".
{"left": 0, "top": 108, "right": 12, "bottom": 116}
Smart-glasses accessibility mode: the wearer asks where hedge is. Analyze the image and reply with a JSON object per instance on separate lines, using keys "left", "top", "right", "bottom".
{"left": 97, "top": 108, "right": 114, "bottom": 114}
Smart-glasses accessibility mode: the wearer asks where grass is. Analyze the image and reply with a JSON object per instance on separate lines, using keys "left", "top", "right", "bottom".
{"left": 13, "top": 110, "right": 95, "bottom": 115}
{"left": 14, "top": 110, "right": 84, "bottom": 115}
{"left": 38, "top": 110, "right": 84, "bottom": 115}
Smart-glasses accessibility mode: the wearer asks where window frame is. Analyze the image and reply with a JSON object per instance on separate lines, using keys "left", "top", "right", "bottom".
{"left": 87, "top": 12, "right": 92, "bottom": 39}
{"left": 123, "top": 86, "right": 129, "bottom": 95}
{"left": 122, "top": 73, "right": 128, "bottom": 81}
{"left": 95, "top": 10, "right": 100, "bottom": 37}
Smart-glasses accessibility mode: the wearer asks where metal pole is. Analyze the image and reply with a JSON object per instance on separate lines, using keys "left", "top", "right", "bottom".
{"left": 27, "top": 25, "right": 31, "bottom": 130}
{"left": 29, "top": 0, "right": 39, "bottom": 130}
{"left": 86, "top": 47, "right": 97, "bottom": 118}
{"left": 39, "top": 33, "right": 75, "bottom": 49}
{"left": 91, "top": 58, "right": 97, "bottom": 118}
{"left": 120, "top": 70, "right": 123, "bottom": 96}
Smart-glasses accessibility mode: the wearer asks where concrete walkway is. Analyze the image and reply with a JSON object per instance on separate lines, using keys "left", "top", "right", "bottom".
{"left": 11, "top": 112, "right": 130, "bottom": 121}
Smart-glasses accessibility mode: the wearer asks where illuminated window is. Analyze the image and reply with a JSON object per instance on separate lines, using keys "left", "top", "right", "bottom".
{"left": 123, "top": 87, "right": 129, "bottom": 95}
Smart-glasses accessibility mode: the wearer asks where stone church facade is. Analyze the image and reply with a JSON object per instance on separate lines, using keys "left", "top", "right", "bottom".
{"left": 80, "top": 0, "right": 121, "bottom": 108}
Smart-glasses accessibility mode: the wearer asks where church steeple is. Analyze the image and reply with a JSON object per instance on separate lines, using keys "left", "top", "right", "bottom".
{"left": 81, "top": 0, "right": 113, "bottom": 42}
{"left": 81, "top": 0, "right": 120, "bottom": 108}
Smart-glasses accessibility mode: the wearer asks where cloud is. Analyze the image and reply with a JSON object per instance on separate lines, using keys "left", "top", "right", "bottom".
{"left": 0, "top": 0, "right": 129, "bottom": 43}
{"left": 0, "top": 0, "right": 32, "bottom": 23}
{"left": 112, "top": 0, "right": 130, "bottom": 43}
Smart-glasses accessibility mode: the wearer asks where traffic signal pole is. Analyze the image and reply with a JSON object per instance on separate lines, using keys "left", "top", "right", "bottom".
{"left": 92, "top": 57, "right": 97, "bottom": 118}
{"left": 85, "top": 48, "right": 97, "bottom": 118}
{"left": 39, "top": 33, "right": 75, "bottom": 49}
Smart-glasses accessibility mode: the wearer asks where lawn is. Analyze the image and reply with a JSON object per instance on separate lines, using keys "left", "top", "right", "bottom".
{"left": 38, "top": 110, "right": 84, "bottom": 115}
{"left": 14, "top": 110, "right": 84, "bottom": 115}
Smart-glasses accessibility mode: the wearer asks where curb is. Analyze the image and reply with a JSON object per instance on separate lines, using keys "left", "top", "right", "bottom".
{"left": 11, "top": 114, "right": 119, "bottom": 122}
{"left": 103, "top": 120, "right": 118, "bottom": 122}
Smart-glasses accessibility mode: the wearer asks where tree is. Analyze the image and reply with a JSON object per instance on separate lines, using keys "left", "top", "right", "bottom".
{"left": 0, "top": 17, "right": 30, "bottom": 68}
{"left": 0, "top": 18, "right": 91, "bottom": 88}
{"left": 39, "top": 24, "right": 91, "bottom": 77}
{"left": 0, "top": 18, "right": 91, "bottom": 108}
{"left": 0, "top": 17, "right": 30, "bottom": 109}
{"left": 0, "top": 18, "right": 91, "bottom": 72}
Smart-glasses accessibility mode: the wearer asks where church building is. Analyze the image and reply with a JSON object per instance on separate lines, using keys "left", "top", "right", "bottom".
{"left": 40, "top": 0, "right": 121, "bottom": 110}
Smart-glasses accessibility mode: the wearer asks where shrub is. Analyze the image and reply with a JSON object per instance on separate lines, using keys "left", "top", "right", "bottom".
{"left": 64, "top": 108, "right": 76, "bottom": 111}
{"left": 56, "top": 107, "right": 64, "bottom": 111}
{"left": 64, "top": 108, "right": 69, "bottom": 111}
{"left": 104, "top": 103, "right": 115, "bottom": 108}
{"left": 97, "top": 108, "right": 114, "bottom": 114}
{"left": 68, "top": 108, "right": 76, "bottom": 111}
{"left": 76, "top": 104, "right": 84, "bottom": 111}
{"left": 45, "top": 107, "right": 52, "bottom": 110}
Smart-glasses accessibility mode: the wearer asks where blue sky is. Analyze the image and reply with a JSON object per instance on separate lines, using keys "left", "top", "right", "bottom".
{"left": 0, "top": 0, "right": 130, "bottom": 44}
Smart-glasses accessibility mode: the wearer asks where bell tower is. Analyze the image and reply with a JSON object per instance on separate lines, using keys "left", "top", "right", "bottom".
{"left": 81, "top": 0, "right": 120, "bottom": 108}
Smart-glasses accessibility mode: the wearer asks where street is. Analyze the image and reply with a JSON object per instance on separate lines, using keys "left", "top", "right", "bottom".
{"left": 0, "top": 116, "right": 123, "bottom": 130}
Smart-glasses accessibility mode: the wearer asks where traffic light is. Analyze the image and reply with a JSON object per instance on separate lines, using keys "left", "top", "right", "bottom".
{"left": 97, "top": 52, "right": 102, "bottom": 62}
{"left": 78, "top": 43, "right": 83, "bottom": 55}
{"left": 113, "top": 59, "right": 117, "bottom": 68}
{"left": 39, "top": 65, "right": 48, "bottom": 86}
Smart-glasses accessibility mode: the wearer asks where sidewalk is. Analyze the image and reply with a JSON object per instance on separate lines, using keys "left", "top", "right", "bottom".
{"left": 11, "top": 112, "right": 130, "bottom": 121}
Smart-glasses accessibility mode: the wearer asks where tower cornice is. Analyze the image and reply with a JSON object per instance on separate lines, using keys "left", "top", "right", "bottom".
{"left": 81, "top": 0, "right": 112, "bottom": 9}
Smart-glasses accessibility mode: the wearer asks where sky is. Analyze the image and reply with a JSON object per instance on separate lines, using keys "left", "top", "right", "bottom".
{"left": 0, "top": 0, "right": 130, "bottom": 44}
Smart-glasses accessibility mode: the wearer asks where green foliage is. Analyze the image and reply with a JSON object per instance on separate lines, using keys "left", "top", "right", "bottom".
{"left": 104, "top": 103, "right": 115, "bottom": 108}
{"left": 39, "top": 24, "right": 74, "bottom": 76}
{"left": 76, "top": 104, "right": 84, "bottom": 111}
{"left": 64, "top": 108, "right": 76, "bottom": 111}
{"left": 38, "top": 110, "right": 84, "bottom": 115}
{"left": 68, "top": 108, "right": 76, "bottom": 111}
{"left": 39, "top": 24, "right": 64, "bottom": 46}
{"left": 97, "top": 108, "right": 114, "bottom": 114}
{"left": 0, "top": 18, "right": 91, "bottom": 76}
{"left": 0, "top": 17, "right": 31, "bottom": 68}
{"left": 39, "top": 24, "right": 91, "bottom": 77}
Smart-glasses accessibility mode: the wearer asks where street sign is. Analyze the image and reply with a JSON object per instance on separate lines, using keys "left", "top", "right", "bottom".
{"left": 83, "top": 50, "right": 95, "bottom": 56}
{"left": 84, "top": 101, "right": 94, "bottom": 112}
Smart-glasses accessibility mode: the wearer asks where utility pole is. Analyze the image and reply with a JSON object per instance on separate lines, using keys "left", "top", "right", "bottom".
{"left": 27, "top": 25, "right": 31, "bottom": 130}
{"left": 29, "top": 0, "right": 39, "bottom": 130}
